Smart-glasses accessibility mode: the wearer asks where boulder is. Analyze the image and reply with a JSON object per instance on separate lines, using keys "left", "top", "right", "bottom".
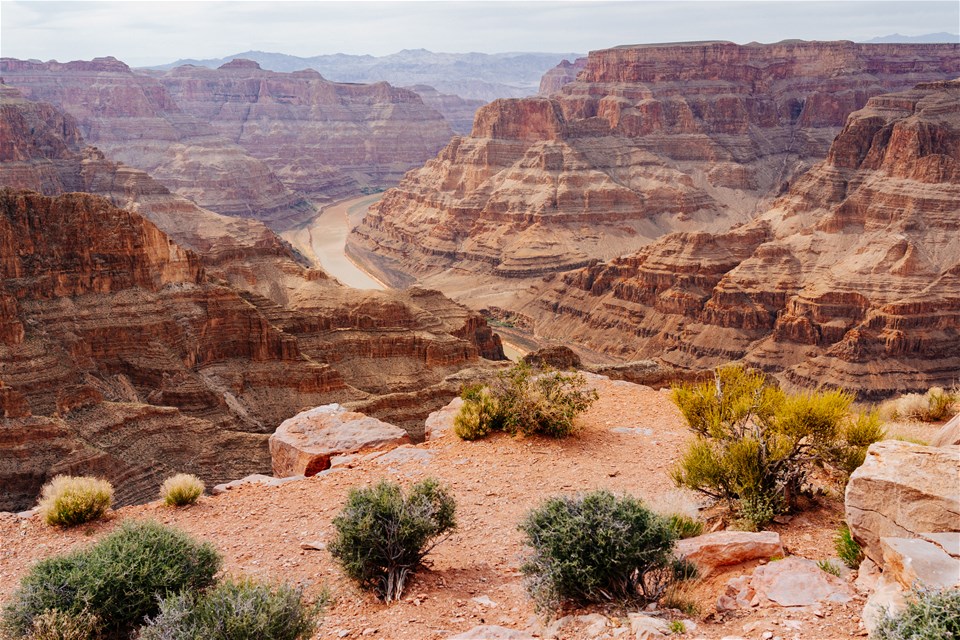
{"left": 719, "top": 557, "right": 856, "bottom": 609}
{"left": 845, "top": 441, "right": 960, "bottom": 565}
{"left": 628, "top": 613, "right": 671, "bottom": 639}
{"left": 522, "top": 345, "right": 582, "bottom": 370}
{"left": 880, "top": 536, "right": 960, "bottom": 590}
{"left": 269, "top": 404, "right": 410, "bottom": 477}
{"left": 931, "top": 413, "right": 960, "bottom": 447}
{"left": 211, "top": 473, "right": 306, "bottom": 495}
{"left": 675, "top": 530, "right": 784, "bottom": 577}
{"left": 424, "top": 396, "right": 463, "bottom": 441}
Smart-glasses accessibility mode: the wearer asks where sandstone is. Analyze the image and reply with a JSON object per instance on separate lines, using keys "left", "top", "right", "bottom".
{"left": 931, "top": 413, "right": 960, "bottom": 447}
{"left": 529, "top": 80, "right": 960, "bottom": 397}
{"left": 880, "top": 536, "right": 960, "bottom": 590}
{"left": 862, "top": 573, "right": 908, "bottom": 635}
{"left": 424, "top": 396, "right": 464, "bottom": 441}
{"left": 846, "top": 441, "right": 960, "bottom": 566}
{"left": 721, "top": 557, "right": 856, "bottom": 609}
{"left": 447, "top": 625, "right": 535, "bottom": 640}
{"left": 211, "top": 474, "right": 306, "bottom": 495}
{"left": 350, "top": 41, "right": 960, "bottom": 281}
{"left": 269, "top": 404, "right": 410, "bottom": 477}
{"left": 628, "top": 613, "right": 670, "bottom": 639}
{"left": 522, "top": 345, "right": 582, "bottom": 370}
{"left": 675, "top": 531, "right": 784, "bottom": 577}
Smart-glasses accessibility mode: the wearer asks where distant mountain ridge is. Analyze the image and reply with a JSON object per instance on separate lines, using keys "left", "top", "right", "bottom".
{"left": 864, "top": 32, "right": 959, "bottom": 43}
{"left": 145, "top": 49, "right": 584, "bottom": 102}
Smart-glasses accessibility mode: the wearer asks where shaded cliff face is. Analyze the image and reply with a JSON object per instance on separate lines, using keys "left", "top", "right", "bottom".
{"left": 407, "top": 84, "right": 485, "bottom": 135}
{"left": 350, "top": 41, "right": 960, "bottom": 279}
{"left": 0, "top": 57, "right": 315, "bottom": 227}
{"left": 0, "top": 189, "right": 503, "bottom": 511}
{"left": 534, "top": 81, "right": 960, "bottom": 397}
{"left": 157, "top": 60, "right": 455, "bottom": 202}
{"left": 538, "top": 57, "right": 587, "bottom": 96}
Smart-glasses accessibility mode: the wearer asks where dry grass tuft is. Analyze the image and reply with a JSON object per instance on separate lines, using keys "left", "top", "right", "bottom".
{"left": 38, "top": 475, "right": 113, "bottom": 527}
{"left": 160, "top": 473, "right": 205, "bottom": 507}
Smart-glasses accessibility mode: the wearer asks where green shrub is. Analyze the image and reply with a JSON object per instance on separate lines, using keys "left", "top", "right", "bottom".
{"left": 1, "top": 520, "right": 221, "bottom": 639}
{"left": 23, "top": 609, "right": 101, "bottom": 640}
{"left": 329, "top": 478, "right": 455, "bottom": 601}
{"left": 138, "top": 578, "right": 321, "bottom": 640}
{"left": 666, "top": 514, "right": 704, "bottom": 539}
{"left": 835, "top": 524, "right": 864, "bottom": 569}
{"left": 671, "top": 365, "right": 883, "bottom": 527}
{"left": 518, "top": 491, "right": 677, "bottom": 609}
{"left": 159, "top": 474, "right": 204, "bottom": 507}
{"left": 453, "top": 362, "right": 598, "bottom": 440}
{"left": 873, "top": 587, "right": 960, "bottom": 640}
{"left": 38, "top": 476, "right": 114, "bottom": 528}
{"left": 881, "top": 387, "right": 958, "bottom": 423}
{"left": 454, "top": 385, "right": 500, "bottom": 440}
{"left": 817, "top": 559, "right": 842, "bottom": 577}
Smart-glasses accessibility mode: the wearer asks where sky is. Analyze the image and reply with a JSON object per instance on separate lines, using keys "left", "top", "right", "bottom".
{"left": 1, "top": 0, "right": 958, "bottom": 67}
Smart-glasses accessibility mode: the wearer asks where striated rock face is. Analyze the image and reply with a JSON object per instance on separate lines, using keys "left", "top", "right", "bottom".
{"left": 0, "top": 57, "right": 314, "bottom": 227}
{"left": 534, "top": 80, "right": 960, "bottom": 396}
{"left": 0, "top": 189, "right": 502, "bottom": 511}
{"left": 157, "top": 61, "right": 454, "bottom": 203}
{"left": 538, "top": 57, "right": 587, "bottom": 96}
{"left": 350, "top": 41, "right": 960, "bottom": 280}
{"left": 407, "top": 84, "right": 486, "bottom": 135}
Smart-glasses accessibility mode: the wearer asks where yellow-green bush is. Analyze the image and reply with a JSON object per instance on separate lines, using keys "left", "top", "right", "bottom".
{"left": 160, "top": 473, "right": 204, "bottom": 507}
{"left": 38, "top": 476, "right": 114, "bottom": 528}
{"left": 453, "top": 362, "right": 597, "bottom": 440}
{"left": 671, "top": 365, "right": 884, "bottom": 527}
{"left": 25, "top": 609, "right": 101, "bottom": 640}
{"left": 881, "top": 387, "right": 958, "bottom": 422}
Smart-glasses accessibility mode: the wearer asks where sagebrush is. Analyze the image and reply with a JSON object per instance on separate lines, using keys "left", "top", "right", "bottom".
{"left": 671, "top": 365, "right": 885, "bottom": 527}
{"left": 454, "top": 362, "right": 597, "bottom": 439}
{"left": 1, "top": 520, "right": 221, "bottom": 639}
{"left": 139, "top": 578, "right": 322, "bottom": 640}
{"left": 873, "top": 587, "right": 960, "bottom": 640}
{"left": 329, "top": 478, "right": 455, "bottom": 601}
{"left": 880, "top": 387, "right": 958, "bottom": 422}
{"left": 160, "top": 474, "right": 204, "bottom": 507}
{"left": 38, "top": 475, "right": 114, "bottom": 527}
{"left": 519, "top": 491, "right": 679, "bottom": 609}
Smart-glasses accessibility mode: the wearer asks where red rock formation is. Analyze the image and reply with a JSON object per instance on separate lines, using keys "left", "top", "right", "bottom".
{"left": 538, "top": 57, "right": 587, "bottom": 96}
{"left": 0, "top": 57, "right": 314, "bottom": 227}
{"left": 0, "top": 189, "right": 502, "bottom": 510}
{"left": 535, "top": 81, "right": 960, "bottom": 396}
{"left": 407, "top": 84, "right": 485, "bottom": 135}
{"left": 350, "top": 41, "right": 960, "bottom": 280}
{"left": 157, "top": 61, "right": 455, "bottom": 204}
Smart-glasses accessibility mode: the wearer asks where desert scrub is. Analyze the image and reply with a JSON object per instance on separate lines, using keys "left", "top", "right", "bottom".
{"left": 519, "top": 491, "right": 678, "bottom": 609}
{"left": 835, "top": 524, "right": 864, "bottom": 569}
{"left": 329, "top": 478, "right": 455, "bottom": 601}
{"left": 666, "top": 513, "right": 704, "bottom": 539}
{"left": 1, "top": 520, "right": 221, "bottom": 639}
{"left": 671, "top": 365, "right": 884, "bottom": 527}
{"left": 873, "top": 587, "right": 960, "bottom": 640}
{"left": 881, "top": 387, "right": 958, "bottom": 422}
{"left": 38, "top": 475, "right": 113, "bottom": 527}
{"left": 454, "top": 362, "right": 597, "bottom": 440}
{"left": 139, "top": 578, "right": 322, "bottom": 640}
{"left": 159, "top": 473, "right": 204, "bottom": 507}
{"left": 21, "top": 608, "right": 101, "bottom": 640}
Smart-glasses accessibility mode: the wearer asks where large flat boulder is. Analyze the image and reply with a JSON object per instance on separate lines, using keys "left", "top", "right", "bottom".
{"left": 424, "top": 396, "right": 463, "bottom": 441}
{"left": 845, "top": 441, "right": 960, "bottom": 566}
{"left": 269, "top": 404, "right": 410, "bottom": 477}
{"left": 881, "top": 536, "right": 960, "bottom": 590}
{"left": 718, "top": 557, "right": 856, "bottom": 610}
{"left": 675, "top": 530, "right": 783, "bottom": 577}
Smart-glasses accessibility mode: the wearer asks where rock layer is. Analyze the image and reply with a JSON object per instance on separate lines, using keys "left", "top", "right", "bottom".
{"left": 350, "top": 41, "right": 960, "bottom": 279}
{"left": 534, "top": 81, "right": 960, "bottom": 395}
{"left": 157, "top": 61, "right": 454, "bottom": 203}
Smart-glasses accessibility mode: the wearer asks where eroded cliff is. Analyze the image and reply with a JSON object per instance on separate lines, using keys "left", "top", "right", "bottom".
{"left": 349, "top": 41, "right": 960, "bottom": 279}
{"left": 534, "top": 80, "right": 960, "bottom": 397}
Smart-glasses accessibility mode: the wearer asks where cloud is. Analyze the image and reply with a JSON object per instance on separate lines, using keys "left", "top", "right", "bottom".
{"left": 1, "top": 1, "right": 956, "bottom": 66}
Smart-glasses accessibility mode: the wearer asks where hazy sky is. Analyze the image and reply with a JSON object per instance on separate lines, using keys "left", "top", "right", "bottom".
{"left": 2, "top": 1, "right": 958, "bottom": 66}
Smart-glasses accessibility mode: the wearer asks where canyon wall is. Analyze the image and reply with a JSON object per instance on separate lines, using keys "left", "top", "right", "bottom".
{"left": 349, "top": 41, "right": 960, "bottom": 280}
{"left": 157, "top": 60, "right": 455, "bottom": 202}
{"left": 533, "top": 80, "right": 960, "bottom": 397}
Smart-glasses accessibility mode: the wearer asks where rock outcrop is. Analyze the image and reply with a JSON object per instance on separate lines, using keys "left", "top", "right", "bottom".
{"left": 845, "top": 441, "right": 960, "bottom": 566}
{"left": 269, "top": 404, "right": 410, "bottom": 477}
{"left": 718, "top": 557, "right": 856, "bottom": 610}
{"left": 0, "top": 57, "right": 314, "bottom": 227}
{"left": 538, "top": 57, "right": 587, "bottom": 96}
{"left": 675, "top": 531, "right": 784, "bottom": 577}
{"left": 157, "top": 61, "right": 454, "bottom": 203}
{"left": 350, "top": 41, "right": 960, "bottom": 280}
{"left": 533, "top": 80, "right": 960, "bottom": 396}
{"left": 0, "top": 189, "right": 502, "bottom": 511}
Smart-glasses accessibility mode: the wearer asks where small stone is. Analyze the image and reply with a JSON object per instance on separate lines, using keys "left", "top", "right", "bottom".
{"left": 337, "top": 631, "right": 350, "bottom": 638}
{"left": 471, "top": 595, "right": 498, "bottom": 608}
{"left": 361, "top": 629, "right": 377, "bottom": 637}
{"left": 762, "top": 633, "right": 774, "bottom": 640}
{"left": 299, "top": 540, "right": 325, "bottom": 551}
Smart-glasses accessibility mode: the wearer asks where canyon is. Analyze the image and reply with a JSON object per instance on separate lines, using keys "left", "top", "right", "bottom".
{"left": 350, "top": 41, "right": 960, "bottom": 280}
{"left": 533, "top": 80, "right": 960, "bottom": 396}
{"left": 0, "top": 56, "right": 456, "bottom": 227}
